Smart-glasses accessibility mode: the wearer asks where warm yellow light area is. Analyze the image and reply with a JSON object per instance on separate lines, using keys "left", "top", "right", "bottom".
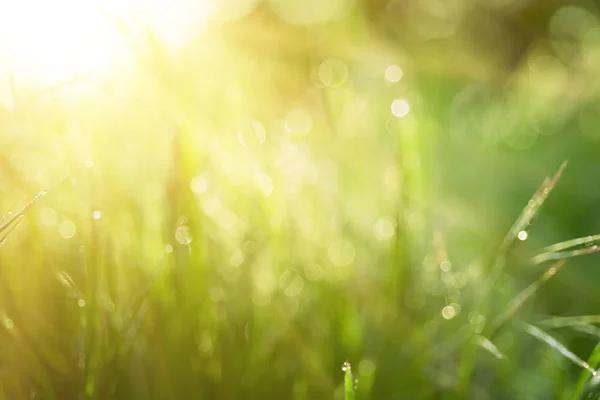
{"left": 0, "top": 0, "right": 212, "bottom": 95}
{"left": 0, "top": 0, "right": 120, "bottom": 88}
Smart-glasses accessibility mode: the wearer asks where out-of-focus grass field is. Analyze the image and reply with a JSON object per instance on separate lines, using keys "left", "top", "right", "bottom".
{"left": 4, "top": 0, "right": 600, "bottom": 399}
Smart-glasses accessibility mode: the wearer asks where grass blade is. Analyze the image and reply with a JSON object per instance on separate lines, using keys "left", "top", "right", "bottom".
{"left": 456, "top": 163, "right": 567, "bottom": 398}
{"left": 532, "top": 245, "right": 600, "bottom": 265}
{"left": 476, "top": 336, "right": 506, "bottom": 360}
{"left": 0, "top": 214, "right": 25, "bottom": 248}
{"left": 342, "top": 362, "right": 355, "bottom": 400}
{"left": 572, "top": 325, "right": 600, "bottom": 339}
{"left": 537, "top": 316, "right": 600, "bottom": 329}
{"left": 0, "top": 173, "right": 69, "bottom": 236}
{"left": 488, "top": 260, "right": 566, "bottom": 337}
{"left": 570, "top": 342, "right": 600, "bottom": 400}
{"left": 499, "top": 161, "right": 567, "bottom": 253}
{"left": 523, "top": 323, "right": 597, "bottom": 376}
{"left": 540, "top": 234, "right": 600, "bottom": 254}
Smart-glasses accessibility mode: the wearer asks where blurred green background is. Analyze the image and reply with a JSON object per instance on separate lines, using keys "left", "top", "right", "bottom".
{"left": 2, "top": 0, "right": 600, "bottom": 398}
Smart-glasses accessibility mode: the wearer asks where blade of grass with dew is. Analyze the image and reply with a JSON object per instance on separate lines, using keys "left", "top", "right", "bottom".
{"left": 0, "top": 173, "right": 69, "bottom": 237}
{"left": 342, "top": 362, "right": 355, "bottom": 400}
{"left": 55, "top": 270, "right": 83, "bottom": 300}
{"left": 570, "top": 341, "right": 600, "bottom": 400}
{"left": 539, "top": 234, "right": 600, "bottom": 254}
{"left": 532, "top": 245, "right": 600, "bottom": 265}
{"left": 482, "top": 161, "right": 568, "bottom": 323}
{"left": 523, "top": 323, "right": 597, "bottom": 375}
{"left": 476, "top": 335, "right": 506, "bottom": 360}
{"left": 454, "top": 163, "right": 567, "bottom": 397}
{"left": 0, "top": 202, "right": 18, "bottom": 225}
{"left": 498, "top": 161, "right": 567, "bottom": 256}
{"left": 487, "top": 260, "right": 566, "bottom": 337}
{"left": 0, "top": 214, "right": 25, "bottom": 248}
{"left": 537, "top": 316, "right": 600, "bottom": 329}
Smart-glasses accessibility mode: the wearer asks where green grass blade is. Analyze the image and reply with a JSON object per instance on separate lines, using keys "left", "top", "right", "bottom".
{"left": 500, "top": 161, "right": 567, "bottom": 253}
{"left": 572, "top": 325, "right": 600, "bottom": 339}
{"left": 342, "top": 362, "right": 355, "bottom": 400}
{"left": 570, "top": 342, "right": 600, "bottom": 400}
{"left": 537, "top": 316, "right": 600, "bottom": 329}
{"left": 488, "top": 260, "right": 566, "bottom": 337}
{"left": 0, "top": 214, "right": 24, "bottom": 248}
{"left": 0, "top": 173, "right": 69, "bottom": 236}
{"left": 523, "top": 323, "right": 597, "bottom": 375}
{"left": 532, "top": 245, "right": 600, "bottom": 265}
{"left": 55, "top": 271, "right": 83, "bottom": 299}
{"left": 484, "top": 162, "right": 567, "bottom": 308}
{"left": 476, "top": 335, "right": 506, "bottom": 360}
{"left": 457, "top": 163, "right": 566, "bottom": 398}
{"left": 540, "top": 234, "right": 600, "bottom": 254}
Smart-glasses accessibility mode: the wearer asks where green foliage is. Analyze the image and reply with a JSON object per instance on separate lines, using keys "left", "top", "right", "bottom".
{"left": 4, "top": 2, "right": 600, "bottom": 399}
{"left": 343, "top": 362, "right": 355, "bottom": 400}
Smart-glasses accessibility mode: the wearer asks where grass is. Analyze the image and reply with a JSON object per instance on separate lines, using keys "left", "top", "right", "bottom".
{"left": 2, "top": 3, "right": 600, "bottom": 399}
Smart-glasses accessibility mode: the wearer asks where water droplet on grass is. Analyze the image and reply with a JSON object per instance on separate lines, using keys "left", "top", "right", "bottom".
{"left": 517, "top": 230, "right": 528, "bottom": 241}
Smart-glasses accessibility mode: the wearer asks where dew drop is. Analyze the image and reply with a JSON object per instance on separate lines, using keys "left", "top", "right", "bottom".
{"left": 3, "top": 316, "right": 14, "bottom": 330}
{"left": 175, "top": 226, "right": 193, "bottom": 245}
{"left": 517, "top": 230, "right": 528, "bottom": 241}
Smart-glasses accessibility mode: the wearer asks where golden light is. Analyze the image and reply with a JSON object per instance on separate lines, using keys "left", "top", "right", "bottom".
{"left": 0, "top": 0, "right": 214, "bottom": 96}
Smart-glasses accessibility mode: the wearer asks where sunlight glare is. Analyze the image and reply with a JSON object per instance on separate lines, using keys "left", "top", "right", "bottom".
{"left": 0, "top": 0, "right": 124, "bottom": 87}
{"left": 0, "top": 0, "right": 213, "bottom": 92}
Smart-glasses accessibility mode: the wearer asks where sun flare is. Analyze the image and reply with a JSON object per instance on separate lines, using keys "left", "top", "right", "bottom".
{"left": 0, "top": 0, "right": 212, "bottom": 97}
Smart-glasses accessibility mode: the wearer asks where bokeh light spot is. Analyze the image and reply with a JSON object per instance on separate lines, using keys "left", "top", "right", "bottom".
{"left": 191, "top": 176, "right": 208, "bottom": 194}
{"left": 391, "top": 99, "right": 410, "bottom": 117}
{"left": 59, "top": 220, "right": 77, "bottom": 239}
{"left": 440, "top": 260, "right": 452, "bottom": 272}
{"left": 442, "top": 305, "right": 457, "bottom": 320}
{"left": 328, "top": 239, "right": 356, "bottom": 266}
{"left": 358, "top": 359, "right": 376, "bottom": 377}
{"left": 385, "top": 65, "right": 403, "bottom": 82}
{"left": 39, "top": 207, "right": 57, "bottom": 227}
{"left": 255, "top": 173, "right": 274, "bottom": 197}
{"left": 304, "top": 263, "right": 323, "bottom": 281}
{"left": 373, "top": 216, "right": 396, "bottom": 240}
{"left": 285, "top": 108, "right": 313, "bottom": 135}
{"left": 318, "top": 58, "right": 349, "bottom": 87}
